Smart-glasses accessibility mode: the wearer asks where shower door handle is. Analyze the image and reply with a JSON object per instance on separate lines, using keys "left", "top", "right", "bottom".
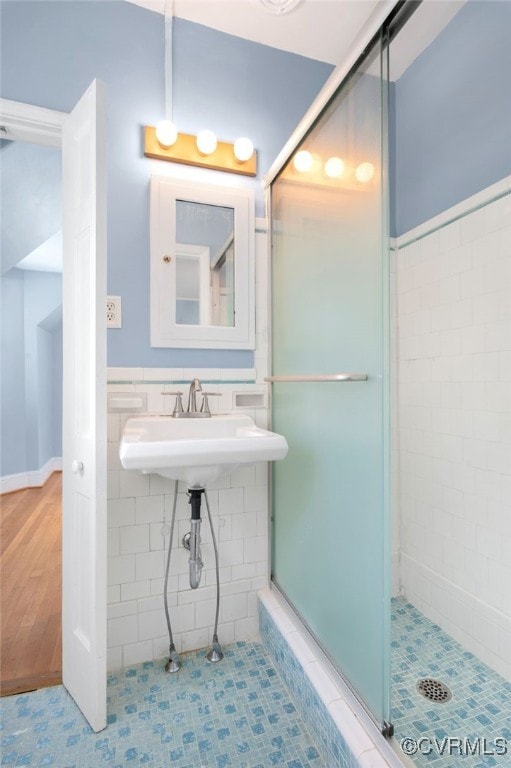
{"left": 264, "top": 373, "right": 368, "bottom": 382}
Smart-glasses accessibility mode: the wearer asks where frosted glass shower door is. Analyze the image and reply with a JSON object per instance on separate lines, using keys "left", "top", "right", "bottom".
{"left": 270, "top": 40, "right": 390, "bottom": 726}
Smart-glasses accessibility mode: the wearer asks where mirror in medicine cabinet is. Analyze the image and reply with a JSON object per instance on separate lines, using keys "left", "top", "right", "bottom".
{"left": 150, "top": 177, "right": 255, "bottom": 349}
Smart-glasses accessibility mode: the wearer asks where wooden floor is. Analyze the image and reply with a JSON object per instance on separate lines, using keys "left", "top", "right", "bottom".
{"left": 1, "top": 472, "right": 62, "bottom": 696}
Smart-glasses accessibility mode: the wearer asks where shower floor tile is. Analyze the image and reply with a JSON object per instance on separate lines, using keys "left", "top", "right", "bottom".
{"left": 392, "top": 597, "right": 511, "bottom": 767}
{"left": 0, "top": 641, "right": 328, "bottom": 768}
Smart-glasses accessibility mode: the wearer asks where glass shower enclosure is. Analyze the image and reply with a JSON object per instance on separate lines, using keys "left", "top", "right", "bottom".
{"left": 269, "top": 32, "right": 391, "bottom": 729}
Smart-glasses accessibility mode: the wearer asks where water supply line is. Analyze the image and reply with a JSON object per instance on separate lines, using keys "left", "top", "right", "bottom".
{"left": 163, "top": 481, "right": 181, "bottom": 673}
{"left": 184, "top": 489, "right": 223, "bottom": 660}
{"left": 163, "top": 484, "right": 223, "bottom": 671}
{"left": 204, "top": 489, "right": 223, "bottom": 663}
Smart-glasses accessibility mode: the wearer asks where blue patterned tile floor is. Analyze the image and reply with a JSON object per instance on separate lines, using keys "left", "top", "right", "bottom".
{"left": 0, "top": 641, "right": 327, "bottom": 768}
{"left": 392, "top": 598, "right": 511, "bottom": 767}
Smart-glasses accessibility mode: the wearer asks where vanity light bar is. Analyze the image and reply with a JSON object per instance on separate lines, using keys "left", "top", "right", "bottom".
{"left": 144, "top": 126, "right": 257, "bottom": 177}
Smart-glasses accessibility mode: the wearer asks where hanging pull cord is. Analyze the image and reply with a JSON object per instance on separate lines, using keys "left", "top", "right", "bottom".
{"left": 205, "top": 490, "right": 224, "bottom": 663}
{"left": 164, "top": 481, "right": 181, "bottom": 673}
{"left": 164, "top": 0, "right": 174, "bottom": 123}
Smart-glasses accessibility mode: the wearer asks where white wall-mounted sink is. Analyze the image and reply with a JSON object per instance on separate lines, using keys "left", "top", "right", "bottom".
{"left": 119, "top": 414, "right": 288, "bottom": 489}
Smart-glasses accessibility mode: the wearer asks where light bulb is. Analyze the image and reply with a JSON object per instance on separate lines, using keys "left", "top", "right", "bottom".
{"left": 324, "top": 156, "right": 344, "bottom": 179}
{"left": 155, "top": 120, "right": 178, "bottom": 148}
{"left": 196, "top": 130, "right": 217, "bottom": 156}
{"left": 355, "top": 162, "right": 375, "bottom": 183}
{"left": 293, "top": 150, "right": 313, "bottom": 173}
{"left": 233, "top": 137, "right": 254, "bottom": 162}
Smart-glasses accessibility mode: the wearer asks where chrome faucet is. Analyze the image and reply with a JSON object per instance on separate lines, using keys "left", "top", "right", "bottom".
{"left": 187, "top": 378, "right": 203, "bottom": 414}
{"left": 162, "top": 378, "right": 220, "bottom": 417}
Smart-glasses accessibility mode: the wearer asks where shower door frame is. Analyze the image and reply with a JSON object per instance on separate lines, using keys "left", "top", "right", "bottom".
{"left": 264, "top": 0, "right": 421, "bottom": 743}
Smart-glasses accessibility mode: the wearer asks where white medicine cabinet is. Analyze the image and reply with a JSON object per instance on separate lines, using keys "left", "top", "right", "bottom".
{"left": 150, "top": 176, "right": 255, "bottom": 349}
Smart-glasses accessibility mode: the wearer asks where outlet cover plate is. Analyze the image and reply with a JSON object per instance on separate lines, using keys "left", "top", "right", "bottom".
{"left": 107, "top": 296, "right": 122, "bottom": 328}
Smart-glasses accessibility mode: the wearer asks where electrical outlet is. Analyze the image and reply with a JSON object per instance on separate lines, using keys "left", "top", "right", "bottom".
{"left": 106, "top": 296, "right": 122, "bottom": 328}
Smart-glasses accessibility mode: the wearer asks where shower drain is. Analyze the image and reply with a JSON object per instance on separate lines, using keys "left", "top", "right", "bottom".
{"left": 416, "top": 678, "right": 452, "bottom": 703}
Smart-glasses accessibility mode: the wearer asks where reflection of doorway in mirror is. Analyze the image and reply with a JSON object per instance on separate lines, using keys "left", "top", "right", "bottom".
{"left": 211, "top": 235, "right": 234, "bottom": 327}
{"left": 175, "top": 199, "right": 235, "bottom": 328}
{"left": 175, "top": 244, "right": 210, "bottom": 325}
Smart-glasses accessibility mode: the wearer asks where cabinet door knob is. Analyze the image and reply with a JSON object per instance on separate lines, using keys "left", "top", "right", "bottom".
{"left": 72, "top": 460, "right": 84, "bottom": 474}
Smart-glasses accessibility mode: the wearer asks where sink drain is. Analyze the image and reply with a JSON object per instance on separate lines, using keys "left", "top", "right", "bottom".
{"left": 417, "top": 678, "right": 452, "bottom": 703}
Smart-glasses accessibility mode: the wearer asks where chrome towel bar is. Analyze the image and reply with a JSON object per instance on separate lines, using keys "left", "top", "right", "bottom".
{"left": 264, "top": 373, "right": 368, "bottom": 383}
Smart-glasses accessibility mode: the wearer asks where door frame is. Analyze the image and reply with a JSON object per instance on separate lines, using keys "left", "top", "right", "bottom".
{"left": 0, "top": 96, "right": 107, "bottom": 722}
{"left": 0, "top": 98, "right": 67, "bottom": 147}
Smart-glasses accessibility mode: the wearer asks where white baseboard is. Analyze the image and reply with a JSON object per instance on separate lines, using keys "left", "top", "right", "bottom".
{"left": 1, "top": 456, "right": 62, "bottom": 495}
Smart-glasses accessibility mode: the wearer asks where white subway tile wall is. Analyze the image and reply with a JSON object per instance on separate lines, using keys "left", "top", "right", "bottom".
{"left": 107, "top": 387, "right": 270, "bottom": 670}
{"left": 394, "top": 192, "right": 511, "bottom": 681}
{"left": 106, "top": 228, "right": 271, "bottom": 670}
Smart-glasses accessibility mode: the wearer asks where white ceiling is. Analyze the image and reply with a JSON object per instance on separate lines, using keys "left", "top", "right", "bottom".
{"left": 127, "top": 0, "right": 467, "bottom": 74}
{"left": 127, "top": 0, "right": 381, "bottom": 65}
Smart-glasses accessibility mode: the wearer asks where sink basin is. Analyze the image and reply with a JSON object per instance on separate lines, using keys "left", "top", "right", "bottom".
{"left": 119, "top": 414, "right": 288, "bottom": 488}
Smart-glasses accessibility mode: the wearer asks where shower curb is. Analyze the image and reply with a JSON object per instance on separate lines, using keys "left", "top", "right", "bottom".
{"left": 259, "top": 588, "right": 400, "bottom": 768}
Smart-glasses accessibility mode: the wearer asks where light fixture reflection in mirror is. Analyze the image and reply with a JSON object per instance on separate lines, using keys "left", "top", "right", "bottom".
{"left": 175, "top": 200, "right": 235, "bottom": 328}
{"left": 324, "top": 156, "right": 345, "bottom": 179}
{"left": 355, "top": 162, "right": 375, "bottom": 183}
{"left": 293, "top": 150, "right": 313, "bottom": 173}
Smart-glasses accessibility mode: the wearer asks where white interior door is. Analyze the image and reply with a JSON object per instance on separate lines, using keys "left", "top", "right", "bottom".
{"left": 62, "top": 80, "right": 107, "bottom": 733}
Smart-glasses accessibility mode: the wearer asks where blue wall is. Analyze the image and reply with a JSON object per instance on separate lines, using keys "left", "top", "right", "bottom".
{"left": 22, "top": 271, "right": 62, "bottom": 474}
{"left": 0, "top": 134, "right": 63, "bottom": 477}
{"left": 393, "top": 0, "right": 511, "bottom": 237}
{"left": 1, "top": 141, "right": 61, "bottom": 274}
{"left": 51, "top": 322, "right": 63, "bottom": 458}
{"left": 0, "top": 270, "right": 26, "bottom": 476}
{"left": 1, "top": 1, "right": 332, "bottom": 369}
{"left": 39, "top": 304, "right": 63, "bottom": 461}
{"left": 0, "top": 269, "right": 62, "bottom": 477}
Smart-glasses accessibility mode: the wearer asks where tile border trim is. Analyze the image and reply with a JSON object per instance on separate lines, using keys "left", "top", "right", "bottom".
{"left": 107, "top": 367, "right": 257, "bottom": 383}
{"left": 395, "top": 175, "right": 510, "bottom": 250}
